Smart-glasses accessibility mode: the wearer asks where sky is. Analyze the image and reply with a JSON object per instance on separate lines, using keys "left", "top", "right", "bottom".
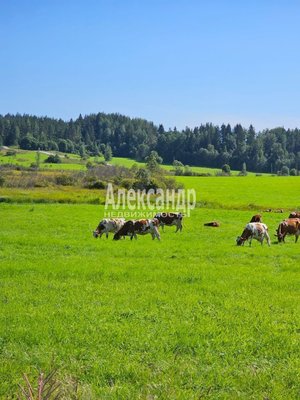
{"left": 1, "top": 0, "right": 300, "bottom": 131}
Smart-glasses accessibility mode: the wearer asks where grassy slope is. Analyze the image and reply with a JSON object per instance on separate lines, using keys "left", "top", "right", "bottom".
{"left": 0, "top": 149, "right": 264, "bottom": 175}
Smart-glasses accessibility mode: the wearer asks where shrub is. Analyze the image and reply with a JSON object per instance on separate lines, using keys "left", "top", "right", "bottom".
{"left": 0, "top": 175, "right": 5, "bottom": 187}
{"left": 86, "top": 161, "right": 93, "bottom": 169}
{"left": 290, "top": 168, "right": 297, "bottom": 176}
{"left": 86, "top": 180, "right": 106, "bottom": 189}
{"left": 55, "top": 174, "right": 75, "bottom": 186}
{"left": 183, "top": 165, "right": 193, "bottom": 176}
{"left": 6, "top": 149, "right": 17, "bottom": 156}
{"left": 280, "top": 166, "right": 289, "bottom": 176}
{"left": 121, "top": 178, "right": 135, "bottom": 189}
{"left": 45, "top": 154, "right": 61, "bottom": 164}
{"left": 221, "top": 164, "right": 231, "bottom": 174}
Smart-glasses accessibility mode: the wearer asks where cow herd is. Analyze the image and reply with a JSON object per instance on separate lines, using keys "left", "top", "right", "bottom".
{"left": 92, "top": 210, "right": 300, "bottom": 246}
{"left": 236, "top": 212, "right": 300, "bottom": 246}
{"left": 93, "top": 212, "right": 184, "bottom": 241}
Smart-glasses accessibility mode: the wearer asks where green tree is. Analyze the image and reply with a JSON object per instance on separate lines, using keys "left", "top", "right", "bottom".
{"left": 173, "top": 160, "right": 184, "bottom": 175}
{"left": 79, "top": 144, "right": 87, "bottom": 159}
{"left": 145, "top": 151, "right": 163, "bottom": 172}
{"left": 104, "top": 145, "right": 112, "bottom": 162}
{"left": 240, "top": 162, "right": 247, "bottom": 176}
{"left": 281, "top": 165, "right": 289, "bottom": 176}
{"left": 35, "top": 150, "right": 41, "bottom": 169}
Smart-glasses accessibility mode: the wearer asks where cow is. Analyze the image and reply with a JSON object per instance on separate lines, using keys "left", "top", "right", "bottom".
{"left": 154, "top": 212, "right": 183, "bottom": 232}
{"left": 93, "top": 218, "right": 125, "bottom": 239}
{"left": 276, "top": 218, "right": 300, "bottom": 243}
{"left": 113, "top": 219, "right": 160, "bottom": 241}
{"left": 288, "top": 211, "right": 300, "bottom": 219}
{"left": 204, "top": 221, "right": 220, "bottom": 227}
{"left": 250, "top": 214, "right": 262, "bottom": 223}
{"left": 236, "top": 223, "right": 270, "bottom": 247}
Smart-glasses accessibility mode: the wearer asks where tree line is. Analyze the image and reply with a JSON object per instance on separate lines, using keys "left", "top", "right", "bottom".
{"left": 1, "top": 112, "right": 300, "bottom": 173}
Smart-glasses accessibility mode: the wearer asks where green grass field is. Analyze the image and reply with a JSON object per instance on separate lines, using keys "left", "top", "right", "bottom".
{"left": 1, "top": 191, "right": 300, "bottom": 398}
{"left": 0, "top": 149, "right": 265, "bottom": 175}
{"left": 1, "top": 152, "right": 300, "bottom": 398}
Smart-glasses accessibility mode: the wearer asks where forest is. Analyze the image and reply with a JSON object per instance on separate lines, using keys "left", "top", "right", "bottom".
{"left": 1, "top": 112, "right": 300, "bottom": 173}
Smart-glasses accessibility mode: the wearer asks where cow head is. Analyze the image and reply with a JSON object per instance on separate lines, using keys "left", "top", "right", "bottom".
{"left": 152, "top": 218, "right": 160, "bottom": 226}
{"left": 276, "top": 222, "right": 285, "bottom": 242}
{"left": 276, "top": 231, "right": 284, "bottom": 242}
{"left": 236, "top": 236, "right": 245, "bottom": 246}
{"left": 93, "top": 223, "right": 106, "bottom": 238}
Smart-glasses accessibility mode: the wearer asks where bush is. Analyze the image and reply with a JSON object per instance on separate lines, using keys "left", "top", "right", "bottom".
{"left": 6, "top": 150, "right": 17, "bottom": 156}
{"left": 280, "top": 166, "right": 289, "bottom": 176}
{"left": 45, "top": 154, "right": 61, "bottom": 164}
{"left": 86, "top": 161, "right": 93, "bottom": 169}
{"left": 0, "top": 175, "right": 5, "bottom": 187}
{"left": 121, "top": 178, "right": 135, "bottom": 189}
{"left": 290, "top": 168, "right": 297, "bottom": 176}
{"left": 221, "top": 164, "right": 231, "bottom": 174}
{"left": 85, "top": 180, "right": 106, "bottom": 189}
{"left": 55, "top": 174, "right": 75, "bottom": 186}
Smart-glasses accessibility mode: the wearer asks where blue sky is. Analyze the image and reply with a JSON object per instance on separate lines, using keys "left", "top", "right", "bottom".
{"left": 1, "top": 0, "right": 300, "bottom": 131}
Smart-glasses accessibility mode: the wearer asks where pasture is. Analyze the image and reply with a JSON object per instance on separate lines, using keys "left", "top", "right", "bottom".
{"left": 0, "top": 149, "right": 264, "bottom": 176}
{"left": 0, "top": 184, "right": 300, "bottom": 398}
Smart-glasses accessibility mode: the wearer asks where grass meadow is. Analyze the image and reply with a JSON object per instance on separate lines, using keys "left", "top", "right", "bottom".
{"left": 0, "top": 197, "right": 300, "bottom": 398}
{"left": 0, "top": 153, "right": 300, "bottom": 398}
{"left": 0, "top": 149, "right": 264, "bottom": 175}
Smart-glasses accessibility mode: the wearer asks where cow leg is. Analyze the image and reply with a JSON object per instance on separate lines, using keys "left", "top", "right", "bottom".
{"left": 154, "top": 227, "right": 160, "bottom": 240}
{"left": 106, "top": 232, "right": 109, "bottom": 239}
{"left": 249, "top": 237, "right": 252, "bottom": 246}
{"left": 131, "top": 233, "right": 137, "bottom": 240}
{"left": 295, "top": 234, "right": 299, "bottom": 243}
{"left": 265, "top": 232, "right": 271, "bottom": 247}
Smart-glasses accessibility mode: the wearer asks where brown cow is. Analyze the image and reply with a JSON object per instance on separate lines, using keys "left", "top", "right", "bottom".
{"left": 276, "top": 218, "right": 300, "bottom": 243}
{"left": 250, "top": 214, "right": 262, "bottom": 223}
{"left": 114, "top": 219, "right": 160, "bottom": 241}
{"left": 154, "top": 212, "right": 183, "bottom": 232}
{"left": 204, "top": 221, "right": 220, "bottom": 227}
{"left": 288, "top": 211, "right": 300, "bottom": 219}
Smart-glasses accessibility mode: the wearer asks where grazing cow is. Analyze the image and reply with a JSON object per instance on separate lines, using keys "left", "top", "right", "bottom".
{"left": 154, "top": 212, "right": 183, "bottom": 232}
{"left": 288, "top": 211, "right": 300, "bottom": 219}
{"left": 93, "top": 218, "right": 125, "bottom": 239}
{"left": 236, "top": 223, "right": 270, "bottom": 247}
{"left": 114, "top": 219, "right": 160, "bottom": 241}
{"left": 276, "top": 218, "right": 300, "bottom": 243}
{"left": 250, "top": 214, "right": 262, "bottom": 223}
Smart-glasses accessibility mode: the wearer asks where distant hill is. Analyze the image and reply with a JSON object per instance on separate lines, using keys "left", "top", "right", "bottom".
{"left": 1, "top": 112, "right": 300, "bottom": 173}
